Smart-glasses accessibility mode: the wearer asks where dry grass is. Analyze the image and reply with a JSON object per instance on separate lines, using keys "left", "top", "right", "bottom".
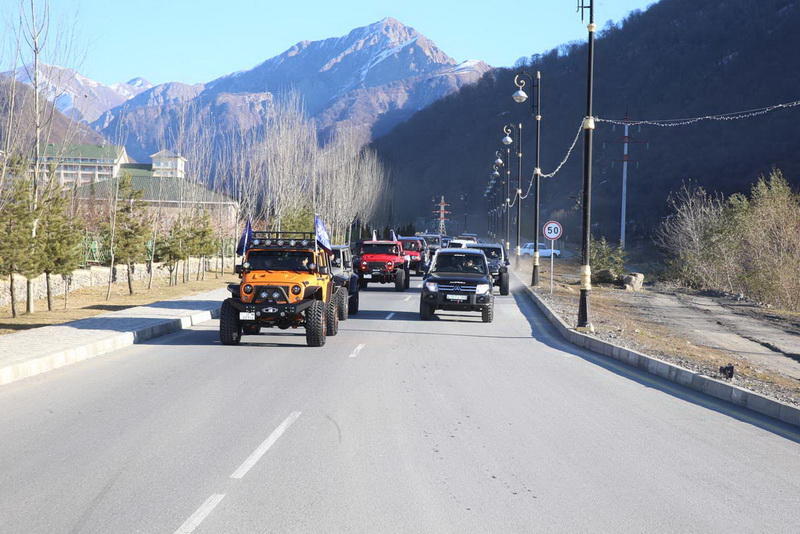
{"left": 0, "top": 272, "right": 237, "bottom": 336}
{"left": 516, "top": 256, "right": 800, "bottom": 402}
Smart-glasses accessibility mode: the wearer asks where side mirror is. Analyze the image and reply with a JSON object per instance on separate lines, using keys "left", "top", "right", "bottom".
{"left": 234, "top": 264, "right": 243, "bottom": 275}
{"left": 332, "top": 259, "right": 341, "bottom": 267}
{"left": 307, "top": 262, "right": 317, "bottom": 272}
{"left": 319, "top": 265, "right": 330, "bottom": 275}
{"left": 344, "top": 260, "right": 352, "bottom": 269}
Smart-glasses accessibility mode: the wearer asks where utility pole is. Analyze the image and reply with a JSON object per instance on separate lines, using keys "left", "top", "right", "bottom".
{"left": 617, "top": 114, "right": 645, "bottom": 249}
{"left": 577, "top": 0, "right": 595, "bottom": 332}
{"left": 434, "top": 196, "right": 450, "bottom": 235}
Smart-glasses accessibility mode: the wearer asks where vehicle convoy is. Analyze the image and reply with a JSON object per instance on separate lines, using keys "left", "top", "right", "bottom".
{"left": 357, "top": 239, "right": 410, "bottom": 291}
{"left": 220, "top": 231, "right": 339, "bottom": 347}
{"left": 331, "top": 244, "right": 360, "bottom": 318}
{"left": 420, "top": 248, "right": 495, "bottom": 323}
{"left": 398, "top": 236, "right": 428, "bottom": 275}
{"left": 417, "top": 233, "right": 443, "bottom": 257}
{"left": 471, "top": 243, "right": 510, "bottom": 295}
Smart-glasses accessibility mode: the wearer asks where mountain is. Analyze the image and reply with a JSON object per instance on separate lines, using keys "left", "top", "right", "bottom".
{"left": 91, "top": 17, "right": 490, "bottom": 160}
{"left": 372, "top": 0, "right": 800, "bottom": 245}
{"left": 3, "top": 64, "right": 152, "bottom": 123}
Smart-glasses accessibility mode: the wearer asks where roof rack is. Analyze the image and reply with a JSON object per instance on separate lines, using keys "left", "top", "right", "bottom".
{"left": 248, "top": 231, "right": 316, "bottom": 250}
{"left": 252, "top": 231, "right": 315, "bottom": 240}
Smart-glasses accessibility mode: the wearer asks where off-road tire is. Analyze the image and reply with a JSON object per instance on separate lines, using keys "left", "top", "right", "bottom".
{"left": 326, "top": 296, "right": 339, "bottom": 336}
{"left": 242, "top": 324, "right": 261, "bottom": 335}
{"left": 499, "top": 272, "right": 510, "bottom": 296}
{"left": 415, "top": 266, "right": 423, "bottom": 276}
{"left": 482, "top": 304, "right": 494, "bottom": 323}
{"left": 395, "top": 269, "right": 406, "bottom": 292}
{"left": 420, "top": 299, "right": 434, "bottom": 320}
{"left": 219, "top": 299, "right": 242, "bottom": 345}
{"left": 336, "top": 288, "right": 349, "bottom": 321}
{"left": 404, "top": 269, "right": 411, "bottom": 289}
{"left": 305, "top": 300, "right": 326, "bottom": 347}
{"left": 348, "top": 291, "right": 360, "bottom": 315}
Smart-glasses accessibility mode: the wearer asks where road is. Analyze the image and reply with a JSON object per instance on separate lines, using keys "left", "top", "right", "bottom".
{"left": 1, "top": 276, "right": 799, "bottom": 533}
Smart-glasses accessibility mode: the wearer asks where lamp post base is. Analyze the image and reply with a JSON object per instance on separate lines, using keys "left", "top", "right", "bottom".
{"left": 577, "top": 288, "right": 592, "bottom": 331}
{"left": 532, "top": 264, "right": 540, "bottom": 287}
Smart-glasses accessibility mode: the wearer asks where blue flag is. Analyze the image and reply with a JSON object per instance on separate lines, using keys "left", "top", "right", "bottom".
{"left": 314, "top": 215, "right": 332, "bottom": 252}
{"left": 236, "top": 218, "right": 253, "bottom": 256}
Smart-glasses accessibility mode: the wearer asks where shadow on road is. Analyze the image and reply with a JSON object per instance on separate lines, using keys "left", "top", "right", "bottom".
{"left": 511, "top": 284, "right": 800, "bottom": 444}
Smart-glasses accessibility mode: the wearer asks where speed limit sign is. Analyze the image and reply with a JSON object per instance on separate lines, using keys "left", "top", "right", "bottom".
{"left": 543, "top": 220, "right": 563, "bottom": 241}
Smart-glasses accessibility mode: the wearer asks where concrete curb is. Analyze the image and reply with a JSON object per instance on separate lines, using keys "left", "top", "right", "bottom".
{"left": 512, "top": 272, "right": 800, "bottom": 429}
{"left": 0, "top": 307, "right": 220, "bottom": 387}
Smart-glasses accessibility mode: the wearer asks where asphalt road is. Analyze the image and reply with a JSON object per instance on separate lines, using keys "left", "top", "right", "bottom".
{"left": 1, "top": 276, "right": 799, "bottom": 533}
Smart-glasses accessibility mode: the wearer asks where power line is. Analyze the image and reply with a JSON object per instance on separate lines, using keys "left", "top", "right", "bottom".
{"left": 596, "top": 98, "right": 800, "bottom": 127}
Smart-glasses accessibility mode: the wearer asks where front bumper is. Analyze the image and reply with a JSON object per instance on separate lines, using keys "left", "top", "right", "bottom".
{"left": 359, "top": 270, "right": 399, "bottom": 284}
{"left": 421, "top": 290, "right": 493, "bottom": 311}
{"left": 228, "top": 298, "right": 314, "bottom": 320}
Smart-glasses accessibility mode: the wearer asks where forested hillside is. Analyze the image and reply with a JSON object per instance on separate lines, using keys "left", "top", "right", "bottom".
{"left": 373, "top": 0, "right": 800, "bottom": 246}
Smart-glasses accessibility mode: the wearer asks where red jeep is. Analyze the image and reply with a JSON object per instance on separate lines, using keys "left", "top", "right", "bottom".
{"left": 398, "top": 237, "right": 427, "bottom": 276}
{"left": 357, "top": 240, "right": 410, "bottom": 291}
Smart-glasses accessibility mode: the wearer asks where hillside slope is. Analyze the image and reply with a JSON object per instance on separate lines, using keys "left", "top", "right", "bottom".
{"left": 373, "top": 0, "right": 800, "bottom": 244}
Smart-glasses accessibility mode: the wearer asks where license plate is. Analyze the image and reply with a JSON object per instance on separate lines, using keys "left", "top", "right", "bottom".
{"left": 446, "top": 294, "right": 468, "bottom": 301}
{"left": 363, "top": 274, "right": 372, "bottom": 279}
{"left": 239, "top": 312, "right": 256, "bottom": 320}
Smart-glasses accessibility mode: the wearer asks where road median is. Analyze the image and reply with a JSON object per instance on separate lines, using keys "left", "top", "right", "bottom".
{"left": 0, "top": 288, "right": 225, "bottom": 387}
{"left": 512, "top": 271, "right": 800, "bottom": 429}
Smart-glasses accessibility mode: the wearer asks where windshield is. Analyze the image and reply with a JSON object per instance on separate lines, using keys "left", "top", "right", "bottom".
{"left": 432, "top": 253, "right": 487, "bottom": 274}
{"left": 422, "top": 236, "right": 440, "bottom": 246}
{"left": 475, "top": 247, "right": 502, "bottom": 259}
{"left": 400, "top": 240, "right": 420, "bottom": 251}
{"left": 246, "top": 250, "right": 314, "bottom": 271}
{"left": 361, "top": 243, "right": 399, "bottom": 255}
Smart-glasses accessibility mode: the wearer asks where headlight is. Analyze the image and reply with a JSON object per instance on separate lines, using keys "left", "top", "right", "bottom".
{"left": 291, "top": 284, "right": 302, "bottom": 295}
{"left": 243, "top": 284, "right": 253, "bottom": 294}
{"left": 475, "top": 283, "right": 491, "bottom": 294}
{"left": 425, "top": 281, "right": 438, "bottom": 292}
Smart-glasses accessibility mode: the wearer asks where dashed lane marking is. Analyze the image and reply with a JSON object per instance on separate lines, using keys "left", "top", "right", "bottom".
{"left": 230, "top": 411, "right": 302, "bottom": 479}
{"left": 174, "top": 493, "right": 225, "bottom": 534}
{"left": 349, "top": 344, "right": 365, "bottom": 358}
{"left": 403, "top": 295, "right": 412, "bottom": 302}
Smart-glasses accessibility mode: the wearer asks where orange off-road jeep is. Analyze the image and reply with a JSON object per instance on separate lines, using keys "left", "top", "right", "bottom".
{"left": 219, "top": 231, "right": 343, "bottom": 347}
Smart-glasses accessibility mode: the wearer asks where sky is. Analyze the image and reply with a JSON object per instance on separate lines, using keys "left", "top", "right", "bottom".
{"left": 2, "top": 0, "right": 658, "bottom": 86}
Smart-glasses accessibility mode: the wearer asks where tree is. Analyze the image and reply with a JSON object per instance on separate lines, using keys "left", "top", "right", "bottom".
{"left": 0, "top": 179, "right": 35, "bottom": 317}
{"left": 37, "top": 188, "right": 83, "bottom": 310}
{"left": 102, "top": 173, "right": 147, "bottom": 296}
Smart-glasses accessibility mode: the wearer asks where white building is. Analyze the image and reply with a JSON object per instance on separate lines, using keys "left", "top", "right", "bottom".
{"left": 150, "top": 149, "right": 187, "bottom": 179}
{"left": 39, "top": 144, "right": 130, "bottom": 187}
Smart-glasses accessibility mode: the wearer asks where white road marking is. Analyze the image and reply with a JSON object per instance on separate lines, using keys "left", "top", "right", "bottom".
{"left": 385, "top": 312, "right": 395, "bottom": 320}
{"left": 174, "top": 493, "right": 225, "bottom": 534}
{"left": 403, "top": 295, "right": 412, "bottom": 302}
{"left": 349, "top": 343, "right": 365, "bottom": 358}
{"left": 230, "top": 411, "right": 302, "bottom": 479}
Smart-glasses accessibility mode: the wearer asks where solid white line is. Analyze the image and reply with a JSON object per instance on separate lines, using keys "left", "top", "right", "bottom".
{"left": 174, "top": 493, "right": 225, "bottom": 534}
{"left": 230, "top": 411, "right": 301, "bottom": 479}
{"left": 385, "top": 312, "right": 395, "bottom": 320}
{"left": 403, "top": 296, "right": 412, "bottom": 302}
{"left": 349, "top": 343, "right": 365, "bottom": 358}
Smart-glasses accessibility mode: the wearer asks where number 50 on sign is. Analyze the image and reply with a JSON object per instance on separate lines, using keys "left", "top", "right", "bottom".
{"left": 543, "top": 220, "right": 562, "bottom": 241}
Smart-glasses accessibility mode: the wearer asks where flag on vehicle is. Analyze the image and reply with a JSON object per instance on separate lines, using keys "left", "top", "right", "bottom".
{"left": 315, "top": 215, "right": 332, "bottom": 252}
{"left": 235, "top": 218, "right": 253, "bottom": 256}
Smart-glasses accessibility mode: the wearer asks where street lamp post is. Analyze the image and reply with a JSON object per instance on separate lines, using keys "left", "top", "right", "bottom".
{"left": 577, "top": 0, "right": 596, "bottom": 331}
{"left": 512, "top": 70, "right": 542, "bottom": 286}
{"left": 502, "top": 123, "right": 523, "bottom": 264}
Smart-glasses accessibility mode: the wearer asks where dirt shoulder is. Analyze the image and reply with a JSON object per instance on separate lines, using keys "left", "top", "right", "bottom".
{"left": 514, "top": 257, "right": 800, "bottom": 408}
{"left": 0, "top": 272, "right": 236, "bottom": 336}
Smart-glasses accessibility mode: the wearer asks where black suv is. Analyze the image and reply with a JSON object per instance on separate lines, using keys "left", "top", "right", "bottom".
{"left": 470, "top": 243, "right": 510, "bottom": 295}
{"left": 332, "top": 245, "right": 360, "bottom": 317}
{"left": 420, "top": 248, "right": 494, "bottom": 323}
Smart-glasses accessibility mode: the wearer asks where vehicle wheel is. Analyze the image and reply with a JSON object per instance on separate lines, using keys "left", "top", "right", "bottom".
{"left": 242, "top": 324, "right": 261, "bottom": 335}
{"left": 326, "top": 296, "right": 339, "bottom": 336}
{"left": 395, "top": 269, "right": 406, "bottom": 292}
{"left": 415, "top": 267, "right": 422, "bottom": 276}
{"left": 305, "top": 300, "right": 326, "bottom": 347}
{"left": 482, "top": 304, "right": 494, "bottom": 323}
{"left": 336, "top": 288, "right": 348, "bottom": 321}
{"left": 404, "top": 269, "right": 411, "bottom": 289}
{"left": 219, "top": 299, "right": 241, "bottom": 345}
{"left": 499, "top": 272, "right": 510, "bottom": 296}
{"left": 420, "top": 299, "right": 434, "bottom": 320}
{"left": 348, "top": 291, "right": 360, "bottom": 315}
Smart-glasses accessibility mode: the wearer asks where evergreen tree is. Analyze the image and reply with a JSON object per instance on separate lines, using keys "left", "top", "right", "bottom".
{"left": 38, "top": 191, "right": 84, "bottom": 310}
{"left": 0, "top": 180, "right": 35, "bottom": 317}
{"left": 102, "top": 174, "right": 147, "bottom": 296}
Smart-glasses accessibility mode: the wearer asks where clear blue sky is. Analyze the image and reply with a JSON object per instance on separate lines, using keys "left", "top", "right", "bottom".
{"left": 5, "top": 0, "right": 657, "bottom": 85}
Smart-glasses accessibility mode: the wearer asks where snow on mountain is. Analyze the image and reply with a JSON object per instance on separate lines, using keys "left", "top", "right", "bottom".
{"left": 3, "top": 64, "right": 152, "bottom": 122}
